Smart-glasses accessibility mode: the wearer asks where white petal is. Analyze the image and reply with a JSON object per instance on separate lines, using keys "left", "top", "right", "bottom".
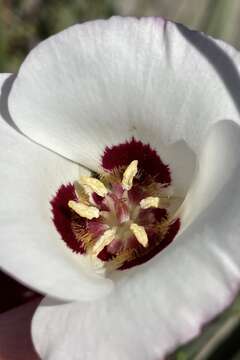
{"left": 179, "top": 120, "right": 240, "bottom": 230}
{"left": 32, "top": 120, "right": 240, "bottom": 358}
{"left": 8, "top": 17, "right": 240, "bottom": 171}
{"left": 0, "top": 74, "right": 112, "bottom": 301}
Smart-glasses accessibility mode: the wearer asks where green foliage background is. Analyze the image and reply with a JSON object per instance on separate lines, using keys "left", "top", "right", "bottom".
{"left": 1, "top": 1, "right": 240, "bottom": 359}
{"left": 1, "top": 0, "right": 240, "bottom": 72}
{"left": 0, "top": 0, "right": 116, "bottom": 71}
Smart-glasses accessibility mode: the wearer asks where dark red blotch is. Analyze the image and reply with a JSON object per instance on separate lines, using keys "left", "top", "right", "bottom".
{"left": 102, "top": 138, "right": 171, "bottom": 185}
{"left": 50, "top": 183, "right": 85, "bottom": 254}
{"left": 119, "top": 218, "right": 180, "bottom": 270}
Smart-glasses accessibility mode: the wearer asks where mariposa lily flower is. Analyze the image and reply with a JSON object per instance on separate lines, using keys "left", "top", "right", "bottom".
{"left": 1, "top": 16, "right": 240, "bottom": 360}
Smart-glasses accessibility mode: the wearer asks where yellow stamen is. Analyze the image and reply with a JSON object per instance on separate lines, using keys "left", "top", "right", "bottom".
{"left": 130, "top": 223, "right": 148, "bottom": 247}
{"left": 91, "top": 228, "right": 116, "bottom": 256}
{"left": 122, "top": 160, "right": 138, "bottom": 190}
{"left": 106, "top": 248, "right": 135, "bottom": 271}
{"left": 74, "top": 182, "right": 90, "bottom": 205}
{"left": 99, "top": 167, "right": 124, "bottom": 187}
{"left": 140, "top": 196, "right": 160, "bottom": 209}
{"left": 71, "top": 221, "right": 94, "bottom": 249}
{"left": 79, "top": 176, "right": 108, "bottom": 197}
{"left": 68, "top": 200, "right": 99, "bottom": 220}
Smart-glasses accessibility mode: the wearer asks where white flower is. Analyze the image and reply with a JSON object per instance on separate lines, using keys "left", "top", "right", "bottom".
{"left": 1, "top": 16, "right": 240, "bottom": 360}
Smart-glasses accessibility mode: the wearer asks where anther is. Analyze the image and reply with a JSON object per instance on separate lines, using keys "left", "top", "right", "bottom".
{"left": 140, "top": 196, "right": 160, "bottom": 209}
{"left": 122, "top": 160, "right": 138, "bottom": 190}
{"left": 79, "top": 176, "right": 108, "bottom": 197}
{"left": 68, "top": 200, "right": 99, "bottom": 220}
{"left": 130, "top": 223, "right": 148, "bottom": 247}
{"left": 91, "top": 228, "right": 117, "bottom": 256}
{"left": 74, "top": 182, "right": 89, "bottom": 204}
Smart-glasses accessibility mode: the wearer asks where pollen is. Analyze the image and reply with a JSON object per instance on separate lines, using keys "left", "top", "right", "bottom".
{"left": 122, "top": 160, "right": 138, "bottom": 190}
{"left": 91, "top": 228, "right": 117, "bottom": 256}
{"left": 79, "top": 176, "right": 108, "bottom": 197}
{"left": 130, "top": 223, "right": 148, "bottom": 247}
{"left": 68, "top": 200, "right": 100, "bottom": 220}
{"left": 140, "top": 196, "right": 160, "bottom": 209}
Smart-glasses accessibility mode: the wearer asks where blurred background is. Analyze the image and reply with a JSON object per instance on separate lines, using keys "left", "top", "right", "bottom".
{"left": 1, "top": 0, "right": 240, "bottom": 359}
{"left": 1, "top": 0, "right": 240, "bottom": 72}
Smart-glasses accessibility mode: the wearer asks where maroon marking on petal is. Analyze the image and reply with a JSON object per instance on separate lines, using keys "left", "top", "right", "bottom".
{"left": 109, "top": 193, "right": 129, "bottom": 224}
{"left": 138, "top": 208, "right": 167, "bottom": 226}
{"left": 119, "top": 218, "right": 180, "bottom": 270}
{"left": 102, "top": 138, "right": 171, "bottom": 184}
{"left": 98, "top": 247, "right": 113, "bottom": 261}
{"left": 128, "top": 185, "right": 145, "bottom": 204}
{"left": 125, "top": 235, "right": 140, "bottom": 250}
{"left": 87, "top": 220, "right": 107, "bottom": 239}
{"left": 112, "top": 183, "right": 124, "bottom": 198}
{"left": 50, "top": 183, "right": 85, "bottom": 254}
{"left": 92, "top": 193, "right": 109, "bottom": 211}
{"left": 107, "top": 239, "right": 123, "bottom": 254}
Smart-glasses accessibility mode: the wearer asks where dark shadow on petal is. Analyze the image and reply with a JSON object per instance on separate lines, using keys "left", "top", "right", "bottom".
{"left": 176, "top": 23, "right": 240, "bottom": 115}
{"left": 0, "top": 74, "right": 22, "bottom": 133}
{"left": 40, "top": 296, "right": 71, "bottom": 307}
{"left": 181, "top": 121, "right": 240, "bottom": 240}
{"left": 0, "top": 271, "right": 40, "bottom": 313}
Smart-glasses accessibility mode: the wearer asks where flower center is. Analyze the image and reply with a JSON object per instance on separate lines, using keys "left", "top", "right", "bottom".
{"left": 66, "top": 160, "right": 180, "bottom": 271}
{"left": 51, "top": 139, "right": 182, "bottom": 272}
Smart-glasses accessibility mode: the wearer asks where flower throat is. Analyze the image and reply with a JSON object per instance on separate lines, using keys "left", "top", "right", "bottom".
{"left": 51, "top": 139, "right": 181, "bottom": 271}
